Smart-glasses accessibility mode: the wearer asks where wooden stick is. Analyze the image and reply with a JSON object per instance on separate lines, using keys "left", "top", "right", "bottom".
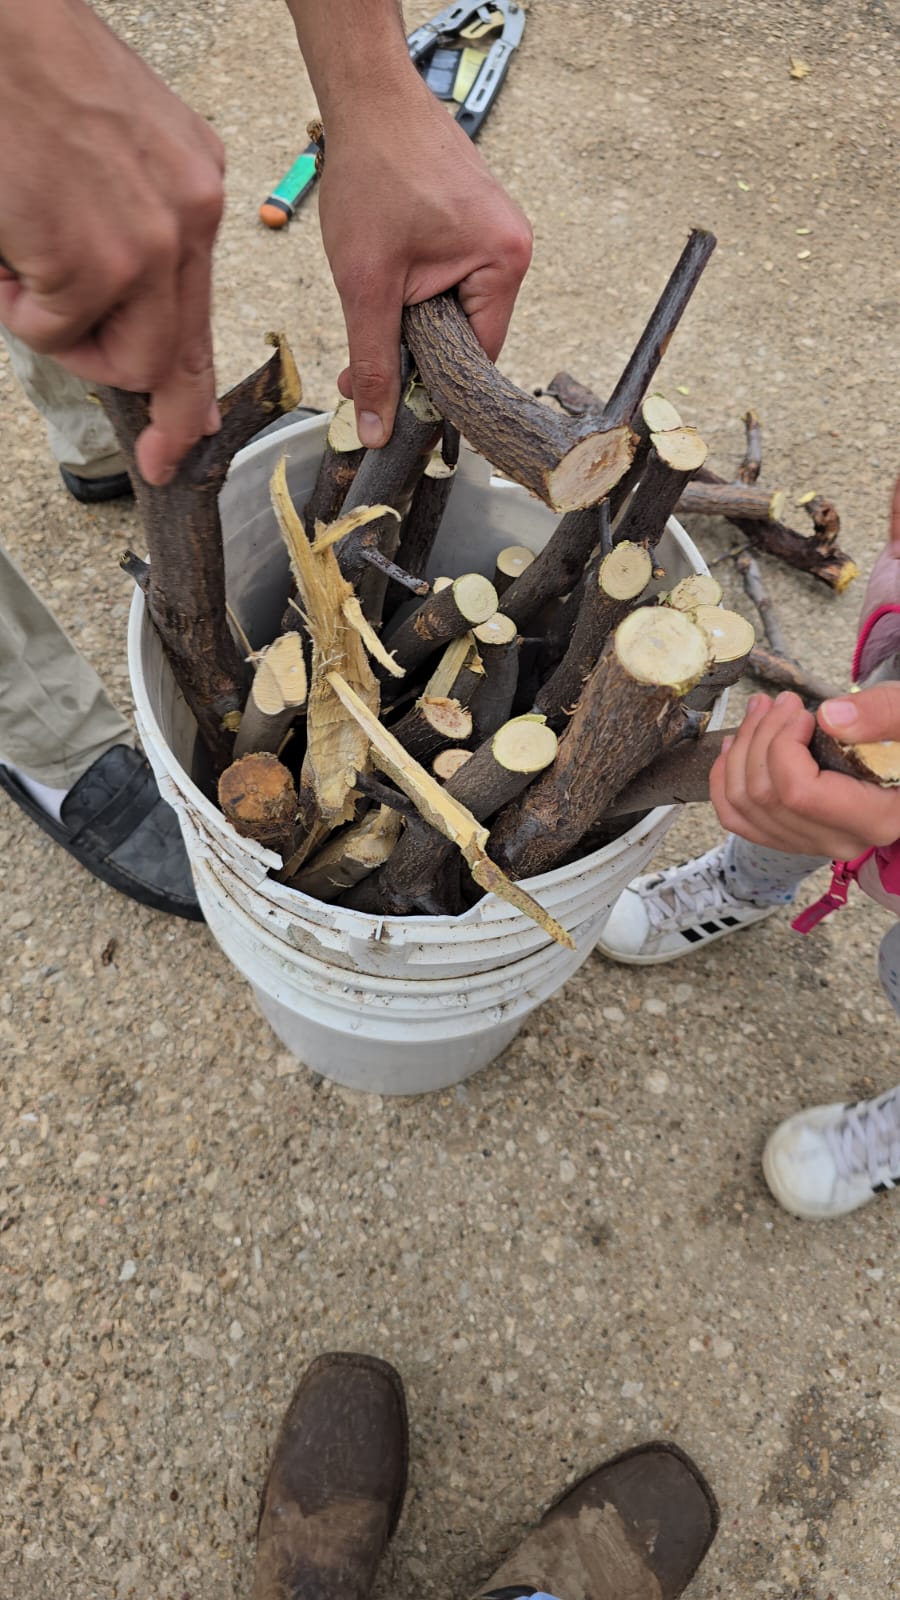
{"left": 390, "top": 696, "right": 473, "bottom": 763}
{"left": 735, "top": 550, "right": 789, "bottom": 655}
{"left": 287, "top": 806, "right": 402, "bottom": 902}
{"left": 403, "top": 295, "right": 636, "bottom": 513}
{"left": 692, "top": 465, "right": 858, "bottom": 591}
{"left": 737, "top": 410, "right": 762, "bottom": 484}
{"left": 359, "top": 545, "right": 429, "bottom": 596}
{"left": 353, "top": 771, "right": 421, "bottom": 820}
{"left": 490, "top": 608, "right": 711, "bottom": 880}
{"left": 383, "top": 573, "right": 498, "bottom": 672}
{"left": 598, "top": 229, "right": 717, "bottom": 428}
{"left": 494, "top": 545, "right": 536, "bottom": 596}
{"left": 469, "top": 613, "right": 520, "bottom": 742}
{"left": 100, "top": 333, "right": 302, "bottom": 771}
{"left": 676, "top": 480, "right": 787, "bottom": 523}
{"left": 393, "top": 446, "right": 458, "bottom": 582}
{"left": 747, "top": 644, "right": 843, "bottom": 703}
{"left": 536, "top": 541, "right": 653, "bottom": 722}
{"left": 302, "top": 399, "right": 364, "bottom": 531}
{"left": 218, "top": 753, "right": 299, "bottom": 859}
{"left": 360, "top": 717, "right": 560, "bottom": 916}
{"left": 234, "top": 632, "right": 308, "bottom": 757}
{"left": 500, "top": 505, "right": 603, "bottom": 629}
{"left": 685, "top": 605, "right": 756, "bottom": 710}
{"left": 613, "top": 426, "right": 708, "bottom": 549}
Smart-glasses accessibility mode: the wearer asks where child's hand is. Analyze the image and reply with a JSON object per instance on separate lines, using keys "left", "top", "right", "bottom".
{"left": 710, "top": 688, "right": 900, "bottom": 859}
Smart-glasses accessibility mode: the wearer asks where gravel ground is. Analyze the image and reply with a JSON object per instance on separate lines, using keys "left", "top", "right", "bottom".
{"left": 2, "top": 3, "right": 900, "bottom": 1597}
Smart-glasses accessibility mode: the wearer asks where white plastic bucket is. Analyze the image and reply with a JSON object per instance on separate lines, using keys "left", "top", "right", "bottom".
{"left": 128, "top": 414, "right": 725, "bottom": 1094}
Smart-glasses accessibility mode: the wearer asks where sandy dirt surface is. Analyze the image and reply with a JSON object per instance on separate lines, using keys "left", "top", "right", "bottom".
{"left": 1, "top": 2, "right": 899, "bottom": 1596}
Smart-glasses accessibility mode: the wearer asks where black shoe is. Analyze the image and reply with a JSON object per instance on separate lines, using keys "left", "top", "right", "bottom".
{"left": 60, "top": 465, "right": 134, "bottom": 504}
{"left": 0, "top": 745, "right": 202, "bottom": 920}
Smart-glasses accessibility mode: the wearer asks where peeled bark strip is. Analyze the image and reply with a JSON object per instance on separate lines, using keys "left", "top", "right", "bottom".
{"left": 500, "top": 505, "right": 603, "bottom": 629}
{"left": 675, "top": 480, "right": 787, "bottom": 523}
{"left": 433, "top": 748, "right": 473, "bottom": 781}
{"left": 403, "top": 295, "right": 636, "bottom": 512}
{"left": 288, "top": 806, "right": 402, "bottom": 901}
{"left": 391, "top": 696, "right": 473, "bottom": 763}
{"left": 302, "top": 400, "right": 365, "bottom": 531}
{"left": 101, "top": 334, "right": 301, "bottom": 770}
{"left": 599, "top": 229, "right": 717, "bottom": 428}
{"left": 234, "top": 631, "right": 308, "bottom": 757}
{"left": 613, "top": 427, "right": 708, "bottom": 549}
{"left": 383, "top": 573, "right": 498, "bottom": 672}
{"left": 491, "top": 608, "right": 711, "bottom": 880}
{"left": 692, "top": 465, "right": 857, "bottom": 591}
{"left": 735, "top": 550, "right": 789, "bottom": 656}
{"left": 393, "top": 447, "right": 458, "bottom": 582}
{"left": 664, "top": 573, "right": 723, "bottom": 612}
{"left": 685, "top": 605, "right": 756, "bottom": 709}
{"left": 469, "top": 614, "right": 520, "bottom": 741}
{"left": 537, "top": 541, "right": 653, "bottom": 722}
{"left": 365, "top": 717, "right": 559, "bottom": 915}
{"left": 747, "top": 644, "right": 842, "bottom": 704}
{"left": 324, "top": 671, "right": 573, "bottom": 946}
{"left": 424, "top": 633, "right": 485, "bottom": 703}
{"left": 494, "top": 545, "right": 536, "bottom": 595}
{"left": 218, "top": 753, "right": 299, "bottom": 859}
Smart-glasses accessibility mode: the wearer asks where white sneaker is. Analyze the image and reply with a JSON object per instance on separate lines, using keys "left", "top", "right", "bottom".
{"left": 596, "top": 844, "right": 780, "bottom": 965}
{"left": 763, "top": 1088, "right": 900, "bottom": 1219}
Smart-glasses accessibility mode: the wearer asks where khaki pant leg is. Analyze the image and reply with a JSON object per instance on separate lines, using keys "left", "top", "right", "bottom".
{"left": 0, "top": 543, "right": 130, "bottom": 788}
{"left": 0, "top": 328, "right": 125, "bottom": 480}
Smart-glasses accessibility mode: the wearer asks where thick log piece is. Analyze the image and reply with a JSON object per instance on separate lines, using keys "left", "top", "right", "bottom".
{"left": 403, "top": 295, "right": 636, "bottom": 512}
{"left": 393, "top": 444, "right": 459, "bottom": 581}
{"left": 536, "top": 541, "right": 653, "bottom": 723}
{"left": 490, "top": 607, "right": 711, "bottom": 880}
{"left": 494, "top": 545, "right": 536, "bottom": 595}
{"left": 664, "top": 573, "right": 723, "bottom": 611}
{"left": 469, "top": 614, "right": 520, "bottom": 741}
{"left": 101, "top": 334, "right": 302, "bottom": 771}
{"left": 356, "top": 716, "right": 560, "bottom": 916}
{"left": 747, "top": 644, "right": 842, "bottom": 704}
{"left": 287, "top": 806, "right": 402, "bottom": 902}
{"left": 234, "top": 631, "right": 308, "bottom": 757}
{"left": 391, "top": 696, "right": 473, "bottom": 763}
{"left": 675, "top": 480, "right": 787, "bottom": 523}
{"left": 735, "top": 549, "right": 789, "bottom": 656}
{"left": 613, "top": 427, "right": 708, "bottom": 549}
{"left": 383, "top": 574, "right": 498, "bottom": 672}
{"left": 685, "top": 605, "right": 756, "bottom": 710}
{"left": 693, "top": 464, "right": 857, "bottom": 591}
{"left": 302, "top": 399, "right": 365, "bottom": 531}
{"left": 500, "top": 505, "right": 604, "bottom": 629}
{"left": 218, "top": 752, "right": 299, "bottom": 859}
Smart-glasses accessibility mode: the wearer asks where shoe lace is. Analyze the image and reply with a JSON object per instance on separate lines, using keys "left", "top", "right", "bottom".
{"left": 825, "top": 1091, "right": 900, "bottom": 1186}
{"left": 643, "top": 859, "right": 736, "bottom": 933}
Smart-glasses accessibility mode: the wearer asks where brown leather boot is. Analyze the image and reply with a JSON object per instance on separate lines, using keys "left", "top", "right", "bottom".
{"left": 251, "top": 1351, "right": 408, "bottom": 1600}
{"left": 474, "top": 1440, "right": 718, "bottom": 1600}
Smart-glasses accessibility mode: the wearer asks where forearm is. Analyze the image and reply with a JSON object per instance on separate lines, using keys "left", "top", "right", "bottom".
{"left": 284, "top": 1, "right": 418, "bottom": 123}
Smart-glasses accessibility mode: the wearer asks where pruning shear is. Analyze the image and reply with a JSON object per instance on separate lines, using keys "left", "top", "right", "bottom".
{"left": 259, "top": 0, "right": 526, "bottom": 227}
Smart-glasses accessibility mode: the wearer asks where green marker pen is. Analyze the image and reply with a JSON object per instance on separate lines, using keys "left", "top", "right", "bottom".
{"left": 259, "top": 145, "right": 320, "bottom": 229}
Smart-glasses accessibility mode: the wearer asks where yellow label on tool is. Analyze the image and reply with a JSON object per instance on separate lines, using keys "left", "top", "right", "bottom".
{"left": 453, "top": 47, "right": 487, "bottom": 102}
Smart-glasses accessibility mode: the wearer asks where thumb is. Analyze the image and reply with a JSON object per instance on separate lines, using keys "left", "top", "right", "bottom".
{"left": 818, "top": 683, "right": 900, "bottom": 742}
{"left": 341, "top": 293, "right": 403, "bottom": 449}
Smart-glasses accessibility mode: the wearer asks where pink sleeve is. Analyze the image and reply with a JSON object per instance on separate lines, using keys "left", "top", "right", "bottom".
{"left": 854, "top": 548, "right": 900, "bottom": 682}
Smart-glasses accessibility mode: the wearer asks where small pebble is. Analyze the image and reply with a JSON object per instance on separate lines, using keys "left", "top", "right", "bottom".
{"left": 118, "top": 1260, "right": 137, "bottom": 1283}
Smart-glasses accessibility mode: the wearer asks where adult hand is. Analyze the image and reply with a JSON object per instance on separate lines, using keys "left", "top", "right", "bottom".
{"left": 0, "top": 0, "right": 225, "bottom": 484}
{"left": 318, "top": 72, "right": 532, "bottom": 447}
{"left": 710, "top": 688, "right": 900, "bottom": 860}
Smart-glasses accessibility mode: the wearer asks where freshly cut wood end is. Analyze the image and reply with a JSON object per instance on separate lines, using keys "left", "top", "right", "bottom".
{"left": 615, "top": 606, "right": 710, "bottom": 692}
{"left": 692, "top": 604, "right": 756, "bottom": 663}
{"left": 666, "top": 573, "right": 723, "bottom": 612}
{"left": 652, "top": 425, "right": 708, "bottom": 474}
{"left": 404, "top": 378, "right": 443, "bottom": 426}
{"left": 492, "top": 716, "right": 558, "bottom": 774}
{"left": 433, "top": 575, "right": 453, "bottom": 592}
{"left": 418, "top": 696, "right": 473, "bottom": 741}
{"left": 546, "top": 424, "right": 636, "bottom": 512}
{"left": 598, "top": 541, "right": 653, "bottom": 601}
{"left": 424, "top": 449, "right": 457, "bottom": 482}
{"left": 474, "top": 613, "right": 518, "bottom": 647}
{"left": 265, "top": 330, "right": 302, "bottom": 412}
{"left": 452, "top": 572, "right": 499, "bottom": 625}
{"left": 328, "top": 397, "right": 363, "bottom": 453}
{"left": 218, "top": 753, "right": 296, "bottom": 823}
{"left": 495, "top": 545, "right": 536, "bottom": 580}
{"left": 769, "top": 489, "right": 787, "bottom": 523}
{"left": 642, "top": 393, "right": 683, "bottom": 433}
{"left": 845, "top": 739, "right": 900, "bottom": 785}
{"left": 253, "top": 632, "right": 307, "bottom": 714}
{"left": 835, "top": 561, "right": 860, "bottom": 594}
{"left": 433, "top": 748, "right": 473, "bottom": 781}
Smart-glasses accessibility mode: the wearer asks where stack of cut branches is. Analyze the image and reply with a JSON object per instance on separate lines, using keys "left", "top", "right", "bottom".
{"left": 109, "top": 232, "right": 890, "bottom": 949}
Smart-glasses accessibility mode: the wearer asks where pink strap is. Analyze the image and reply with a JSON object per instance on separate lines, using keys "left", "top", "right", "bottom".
{"left": 791, "top": 850, "right": 873, "bottom": 934}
